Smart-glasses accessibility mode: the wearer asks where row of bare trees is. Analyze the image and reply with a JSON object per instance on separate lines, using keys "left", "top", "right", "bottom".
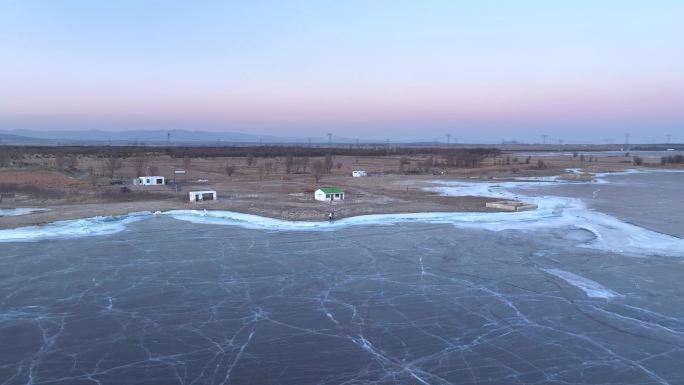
{"left": 6, "top": 145, "right": 501, "bottom": 159}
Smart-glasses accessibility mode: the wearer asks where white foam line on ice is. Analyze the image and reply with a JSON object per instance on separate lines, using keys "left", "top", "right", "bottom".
{"left": 0, "top": 208, "right": 49, "bottom": 217}
{"left": 426, "top": 177, "right": 684, "bottom": 256}
{"left": 544, "top": 268, "right": 619, "bottom": 299}
{"left": 1, "top": 170, "right": 682, "bottom": 256}
{"left": 0, "top": 212, "right": 150, "bottom": 243}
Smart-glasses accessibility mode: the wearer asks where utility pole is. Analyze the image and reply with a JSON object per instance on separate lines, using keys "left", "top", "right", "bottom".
{"left": 167, "top": 133, "right": 170, "bottom": 145}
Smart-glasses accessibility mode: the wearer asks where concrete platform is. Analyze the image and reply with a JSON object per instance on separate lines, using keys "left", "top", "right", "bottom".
{"left": 486, "top": 200, "right": 538, "bottom": 212}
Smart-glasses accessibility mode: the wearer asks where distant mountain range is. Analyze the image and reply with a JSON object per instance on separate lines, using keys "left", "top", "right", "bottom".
{"left": 0, "top": 129, "right": 371, "bottom": 145}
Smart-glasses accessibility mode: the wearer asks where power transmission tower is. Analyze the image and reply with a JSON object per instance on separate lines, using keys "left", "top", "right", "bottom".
{"left": 542, "top": 135, "right": 547, "bottom": 145}
{"left": 327, "top": 133, "right": 332, "bottom": 146}
{"left": 446, "top": 133, "right": 451, "bottom": 145}
{"left": 624, "top": 133, "right": 630, "bottom": 145}
{"left": 666, "top": 134, "right": 671, "bottom": 144}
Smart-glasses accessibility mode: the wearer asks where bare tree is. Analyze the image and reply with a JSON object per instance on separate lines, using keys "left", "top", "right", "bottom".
{"left": 225, "top": 163, "right": 236, "bottom": 177}
{"left": 311, "top": 160, "right": 325, "bottom": 182}
{"left": 55, "top": 154, "right": 66, "bottom": 171}
{"left": 264, "top": 160, "right": 274, "bottom": 176}
{"left": 420, "top": 156, "right": 434, "bottom": 173}
{"left": 0, "top": 148, "right": 11, "bottom": 167}
{"left": 133, "top": 154, "right": 149, "bottom": 177}
{"left": 87, "top": 166, "right": 97, "bottom": 186}
{"left": 66, "top": 155, "right": 78, "bottom": 171}
{"left": 285, "top": 154, "right": 294, "bottom": 173}
{"left": 293, "top": 157, "right": 309, "bottom": 173}
{"left": 324, "top": 154, "right": 334, "bottom": 173}
{"left": 103, "top": 156, "right": 123, "bottom": 178}
{"left": 398, "top": 157, "right": 410, "bottom": 173}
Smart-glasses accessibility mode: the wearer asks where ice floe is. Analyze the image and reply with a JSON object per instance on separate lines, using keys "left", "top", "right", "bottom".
{"left": 544, "top": 268, "right": 619, "bottom": 299}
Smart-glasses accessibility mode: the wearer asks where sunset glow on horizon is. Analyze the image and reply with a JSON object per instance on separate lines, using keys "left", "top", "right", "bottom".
{"left": 1, "top": 1, "right": 683, "bottom": 142}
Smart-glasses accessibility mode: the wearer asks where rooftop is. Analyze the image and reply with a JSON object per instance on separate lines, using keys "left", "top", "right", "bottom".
{"left": 318, "top": 187, "right": 344, "bottom": 194}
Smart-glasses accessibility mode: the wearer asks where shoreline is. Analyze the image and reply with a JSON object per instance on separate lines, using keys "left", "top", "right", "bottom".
{"left": 3, "top": 166, "right": 681, "bottom": 231}
{"left": 0, "top": 193, "right": 508, "bottom": 230}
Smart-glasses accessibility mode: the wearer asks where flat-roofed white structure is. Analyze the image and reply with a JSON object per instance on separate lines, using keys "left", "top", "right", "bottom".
{"left": 189, "top": 190, "right": 217, "bottom": 202}
{"left": 352, "top": 170, "right": 367, "bottom": 177}
{"left": 134, "top": 176, "right": 165, "bottom": 186}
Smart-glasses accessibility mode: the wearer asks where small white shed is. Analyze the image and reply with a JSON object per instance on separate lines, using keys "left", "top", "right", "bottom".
{"left": 134, "top": 176, "right": 165, "bottom": 186}
{"left": 352, "top": 170, "right": 367, "bottom": 177}
{"left": 189, "top": 190, "right": 217, "bottom": 202}
{"left": 314, "top": 187, "right": 345, "bottom": 201}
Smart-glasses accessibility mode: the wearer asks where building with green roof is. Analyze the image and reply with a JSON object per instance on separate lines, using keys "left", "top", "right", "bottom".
{"left": 314, "top": 187, "right": 345, "bottom": 201}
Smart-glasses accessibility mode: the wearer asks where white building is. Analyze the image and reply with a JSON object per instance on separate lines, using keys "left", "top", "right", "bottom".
{"left": 314, "top": 187, "right": 345, "bottom": 201}
{"left": 189, "top": 190, "right": 217, "bottom": 202}
{"left": 134, "top": 176, "right": 165, "bottom": 186}
{"left": 352, "top": 170, "right": 367, "bottom": 177}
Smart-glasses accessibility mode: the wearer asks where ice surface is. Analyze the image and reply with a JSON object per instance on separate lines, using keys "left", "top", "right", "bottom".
{"left": 2, "top": 171, "right": 684, "bottom": 384}
{"left": 3, "top": 218, "right": 683, "bottom": 384}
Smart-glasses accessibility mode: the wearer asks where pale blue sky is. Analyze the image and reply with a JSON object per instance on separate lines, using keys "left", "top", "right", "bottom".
{"left": 1, "top": 1, "right": 682, "bottom": 142}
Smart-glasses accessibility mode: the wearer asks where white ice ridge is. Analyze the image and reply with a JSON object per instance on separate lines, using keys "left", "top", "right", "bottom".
{"left": 543, "top": 268, "right": 619, "bottom": 299}
{"left": 0, "top": 208, "right": 49, "bottom": 217}
{"left": 0, "top": 212, "right": 149, "bottom": 243}
{"left": 1, "top": 171, "right": 683, "bottom": 257}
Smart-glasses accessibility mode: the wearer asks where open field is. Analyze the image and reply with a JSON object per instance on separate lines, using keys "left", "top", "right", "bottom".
{"left": 1, "top": 146, "right": 681, "bottom": 229}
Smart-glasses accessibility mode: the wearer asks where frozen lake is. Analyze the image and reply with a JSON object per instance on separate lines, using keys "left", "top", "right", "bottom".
{"left": 1, "top": 171, "right": 683, "bottom": 384}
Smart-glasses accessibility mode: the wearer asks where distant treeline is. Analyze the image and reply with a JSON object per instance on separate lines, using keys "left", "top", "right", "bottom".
{"left": 1, "top": 145, "right": 501, "bottom": 159}
{"left": 661, "top": 155, "right": 684, "bottom": 165}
